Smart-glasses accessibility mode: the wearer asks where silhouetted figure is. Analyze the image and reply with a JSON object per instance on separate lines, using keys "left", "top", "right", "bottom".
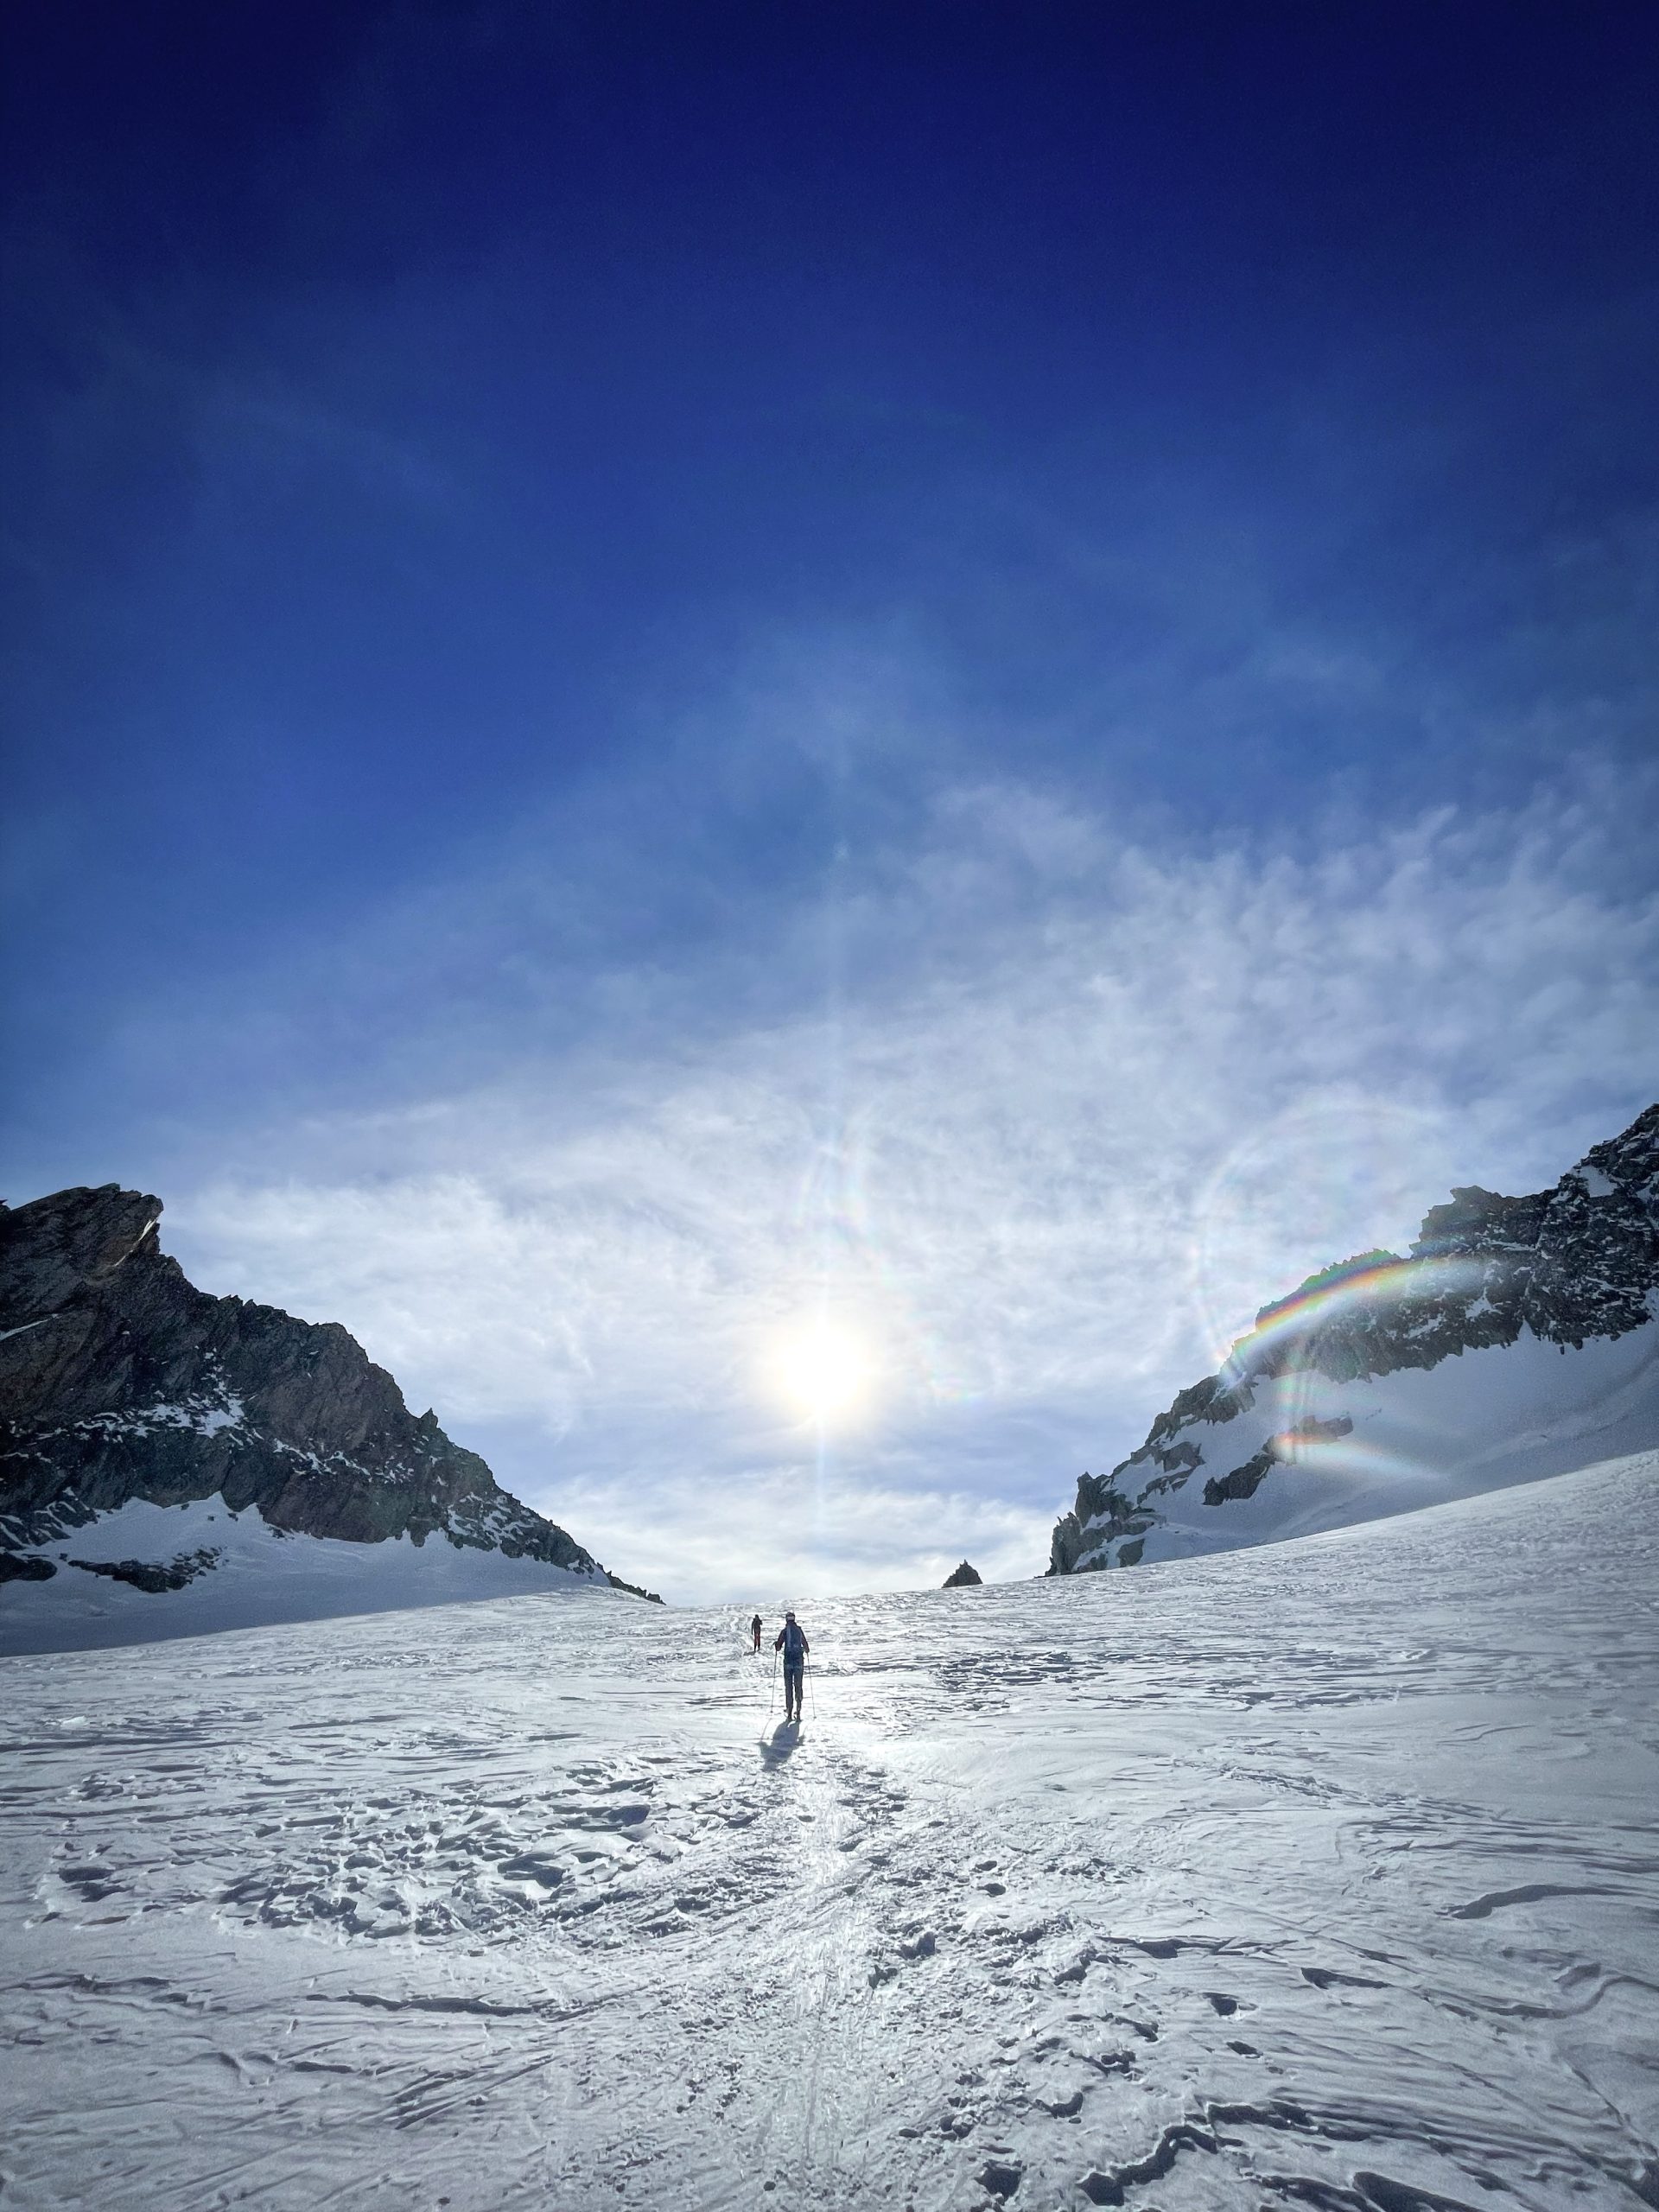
{"left": 751, "top": 1612, "right": 763, "bottom": 1654}
{"left": 774, "top": 1611, "right": 810, "bottom": 1721}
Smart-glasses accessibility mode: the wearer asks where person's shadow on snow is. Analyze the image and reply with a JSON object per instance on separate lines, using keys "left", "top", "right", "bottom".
{"left": 759, "top": 1720, "right": 801, "bottom": 1766}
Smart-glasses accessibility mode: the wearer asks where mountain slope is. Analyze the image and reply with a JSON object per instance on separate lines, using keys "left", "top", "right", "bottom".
{"left": 0, "top": 1183, "right": 623, "bottom": 1647}
{"left": 1051, "top": 1102, "right": 1659, "bottom": 1573}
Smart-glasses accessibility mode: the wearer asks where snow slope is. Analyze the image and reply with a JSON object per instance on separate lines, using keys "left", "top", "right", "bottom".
{"left": 3, "top": 1448, "right": 1656, "bottom": 2210}
{"left": 0, "top": 1495, "right": 615, "bottom": 1657}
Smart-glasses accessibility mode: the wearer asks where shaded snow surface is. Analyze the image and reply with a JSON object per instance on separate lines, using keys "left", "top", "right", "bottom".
{"left": 3, "top": 1452, "right": 1656, "bottom": 2212}
{"left": 0, "top": 1497, "right": 607, "bottom": 1657}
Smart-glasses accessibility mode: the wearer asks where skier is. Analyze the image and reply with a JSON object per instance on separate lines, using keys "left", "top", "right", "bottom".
{"left": 751, "top": 1612, "right": 763, "bottom": 1655}
{"left": 773, "top": 1610, "right": 810, "bottom": 1722}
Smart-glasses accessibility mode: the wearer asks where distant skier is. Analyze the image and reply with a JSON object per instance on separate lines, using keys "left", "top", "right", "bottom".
{"left": 751, "top": 1612, "right": 763, "bottom": 1654}
{"left": 773, "top": 1610, "right": 810, "bottom": 1722}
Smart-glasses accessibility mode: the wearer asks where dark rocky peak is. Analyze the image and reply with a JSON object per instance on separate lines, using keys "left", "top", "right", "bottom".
{"left": 943, "top": 1560, "right": 982, "bottom": 1587}
{"left": 1520, "top": 1154, "right": 1656, "bottom": 1349}
{"left": 1220, "top": 1103, "right": 1659, "bottom": 1389}
{"left": 0, "top": 1182, "right": 605, "bottom": 1582}
{"left": 1410, "top": 1185, "right": 1549, "bottom": 1259}
{"left": 1, "top": 1184, "right": 163, "bottom": 1319}
{"left": 1254, "top": 1250, "right": 1398, "bottom": 1329}
{"left": 1586, "top": 1101, "right": 1659, "bottom": 1210}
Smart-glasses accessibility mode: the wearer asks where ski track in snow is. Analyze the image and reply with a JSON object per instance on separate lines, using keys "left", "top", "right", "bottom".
{"left": 3, "top": 1453, "right": 1657, "bottom": 2211}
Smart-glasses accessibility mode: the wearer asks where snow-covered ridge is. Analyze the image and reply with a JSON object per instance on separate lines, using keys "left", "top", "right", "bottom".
{"left": 1052, "top": 1101, "right": 1659, "bottom": 1572}
{"left": 0, "top": 1182, "right": 633, "bottom": 1646}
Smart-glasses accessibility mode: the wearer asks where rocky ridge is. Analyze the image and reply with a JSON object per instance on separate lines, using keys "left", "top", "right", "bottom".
{"left": 1051, "top": 1102, "right": 1659, "bottom": 1573}
{"left": 0, "top": 1184, "right": 609, "bottom": 1586}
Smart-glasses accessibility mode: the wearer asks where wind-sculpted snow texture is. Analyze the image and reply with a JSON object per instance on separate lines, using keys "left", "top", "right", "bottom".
{"left": 1052, "top": 1103, "right": 1659, "bottom": 1573}
{"left": 0, "top": 1185, "right": 604, "bottom": 1635}
{"left": 3, "top": 1450, "right": 1656, "bottom": 2210}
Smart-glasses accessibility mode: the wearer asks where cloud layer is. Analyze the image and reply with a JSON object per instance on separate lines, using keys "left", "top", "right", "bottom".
{"left": 160, "top": 769, "right": 1659, "bottom": 1603}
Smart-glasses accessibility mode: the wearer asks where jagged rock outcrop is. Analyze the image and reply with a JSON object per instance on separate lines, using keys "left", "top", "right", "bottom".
{"left": 0, "top": 1184, "right": 603, "bottom": 1580}
{"left": 1051, "top": 1103, "right": 1659, "bottom": 1574}
{"left": 943, "top": 1560, "right": 982, "bottom": 1587}
{"left": 606, "top": 1571, "right": 664, "bottom": 1605}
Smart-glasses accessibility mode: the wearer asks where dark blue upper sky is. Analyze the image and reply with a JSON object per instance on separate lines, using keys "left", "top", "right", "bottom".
{"left": 3, "top": 0, "right": 1656, "bottom": 1166}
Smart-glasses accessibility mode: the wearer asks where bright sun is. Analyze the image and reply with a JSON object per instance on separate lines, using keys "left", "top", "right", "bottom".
{"left": 772, "top": 1319, "right": 874, "bottom": 1424}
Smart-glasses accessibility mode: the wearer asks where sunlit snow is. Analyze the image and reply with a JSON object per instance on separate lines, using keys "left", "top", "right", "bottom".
{"left": 3, "top": 1450, "right": 1656, "bottom": 2209}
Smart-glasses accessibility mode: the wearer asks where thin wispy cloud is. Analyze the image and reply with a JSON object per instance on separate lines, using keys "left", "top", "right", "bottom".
{"left": 166, "top": 770, "right": 1659, "bottom": 1601}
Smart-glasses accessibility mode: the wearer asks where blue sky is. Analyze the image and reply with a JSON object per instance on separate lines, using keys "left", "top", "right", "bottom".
{"left": 3, "top": 4, "right": 1656, "bottom": 1599}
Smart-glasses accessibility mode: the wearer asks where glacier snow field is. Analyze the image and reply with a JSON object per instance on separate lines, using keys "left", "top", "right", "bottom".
{"left": 3, "top": 1454, "right": 1656, "bottom": 2212}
